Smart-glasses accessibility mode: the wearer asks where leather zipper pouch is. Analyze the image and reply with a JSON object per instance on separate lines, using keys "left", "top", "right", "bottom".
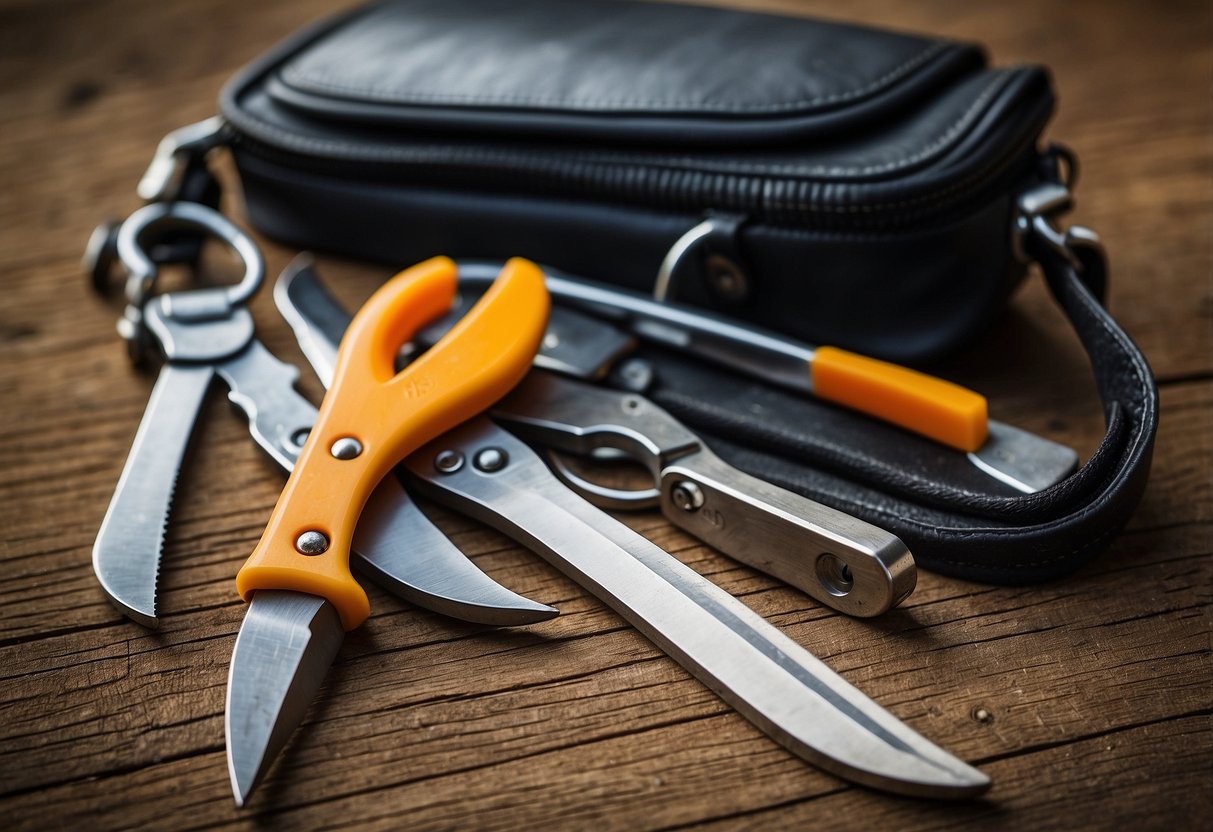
{"left": 132, "top": 0, "right": 1156, "bottom": 583}
{"left": 217, "top": 0, "right": 1054, "bottom": 364}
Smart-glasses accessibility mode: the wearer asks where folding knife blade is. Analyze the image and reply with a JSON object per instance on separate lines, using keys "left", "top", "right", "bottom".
{"left": 93, "top": 363, "right": 213, "bottom": 627}
{"left": 403, "top": 418, "right": 989, "bottom": 798}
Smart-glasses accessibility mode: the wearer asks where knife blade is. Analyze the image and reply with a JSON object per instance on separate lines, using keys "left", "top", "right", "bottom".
{"left": 285, "top": 259, "right": 990, "bottom": 798}
{"left": 404, "top": 417, "right": 990, "bottom": 798}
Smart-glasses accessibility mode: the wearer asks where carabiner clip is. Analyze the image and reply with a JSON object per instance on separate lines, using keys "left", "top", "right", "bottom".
{"left": 113, "top": 201, "right": 264, "bottom": 366}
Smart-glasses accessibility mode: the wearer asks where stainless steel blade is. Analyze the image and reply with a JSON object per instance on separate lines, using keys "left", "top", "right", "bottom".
{"left": 92, "top": 363, "right": 213, "bottom": 627}
{"left": 354, "top": 481, "right": 557, "bottom": 624}
{"left": 226, "top": 590, "right": 344, "bottom": 806}
{"left": 273, "top": 255, "right": 344, "bottom": 389}
{"left": 403, "top": 418, "right": 990, "bottom": 799}
{"left": 968, "top": 420, "right": 1079, "bottom": 493}
{"left": 267, "top": 262, "right": 558, "bottom": 625}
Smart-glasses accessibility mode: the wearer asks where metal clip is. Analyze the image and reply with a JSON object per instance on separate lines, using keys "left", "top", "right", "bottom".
{"left": 113, "top": 201, "right": 264, "bottom": 366}
{"left": 136, "top": 116, "right": 229, "bottom": 203}
{"left": 1012, "top": 182, "right": 1105, "bottom": 272}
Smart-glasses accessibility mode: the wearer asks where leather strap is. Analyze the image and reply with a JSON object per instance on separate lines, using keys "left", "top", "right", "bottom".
{"left": 626, "top": 228, "right": 1158, "bottom": 583}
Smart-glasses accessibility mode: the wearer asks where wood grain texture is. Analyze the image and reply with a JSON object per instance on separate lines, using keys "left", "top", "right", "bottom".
{"left": 1, "top": 0, "right": 1209, "bottom": 829}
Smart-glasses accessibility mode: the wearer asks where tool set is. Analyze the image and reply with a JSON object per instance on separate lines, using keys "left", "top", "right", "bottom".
{"left": 84, "top": 0, "right": 1161, "bottom": 811}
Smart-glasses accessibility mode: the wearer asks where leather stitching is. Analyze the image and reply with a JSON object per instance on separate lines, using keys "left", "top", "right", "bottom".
{"left": 230, "top": 72, "right": 1009, "bottom": 192}
{"left": 281, "top": 42, "right": 949, "bottom": 114}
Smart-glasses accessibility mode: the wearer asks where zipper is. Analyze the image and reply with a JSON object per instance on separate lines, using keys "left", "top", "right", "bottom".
{"left": 156, "top": 84, "right": 1049, "bottom": 233}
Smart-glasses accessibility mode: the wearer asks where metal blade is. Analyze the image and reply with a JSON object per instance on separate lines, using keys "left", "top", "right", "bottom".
{"left": 969, "top": 420, "right": 1079, "bottom": 493}
{"left": 273, "top": 255, "right": 344, "bottom": 389}
{"left": 226, "top": 591, "right": 344, "bottom": 807}
{"left": 455, "top": 260, "right": 1077, "bottom": 493}
{"left": 404, "top": 418, "right": 990, "bottom": 798}
{"left": 92, "top": 363, "right": 213, "bottom": 627}
{"left": 269, "top": 260, "right": 557, "bottom": 625}
{"left": 354, "top": 480, "right": 557, "bottom": 625}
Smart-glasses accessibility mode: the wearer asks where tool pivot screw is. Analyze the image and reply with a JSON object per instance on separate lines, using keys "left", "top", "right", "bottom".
{"left": 474, "top": 447, "right": 509, "bottom": 473}
{"left": 671, "top": 481, "right": 705, "bottom": 512}
{"left": 434, "top": 450, "right": 464, "bottom": 474}
{"left": 330, "top": 437, "right": 363, "bottom": 459}
{"left": 296, "top": 531, "right": 329, "bottom": 555}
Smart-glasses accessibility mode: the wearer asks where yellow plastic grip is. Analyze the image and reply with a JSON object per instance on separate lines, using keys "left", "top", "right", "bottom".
{"left": 236, "top": 256, "right": 550, "bottom": 630}
{"left": 811, "top": 346, "right": 989, "bottom": 453}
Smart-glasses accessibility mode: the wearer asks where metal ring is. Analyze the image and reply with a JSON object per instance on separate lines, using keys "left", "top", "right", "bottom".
{"left": 542, "top": 449, "right": 661, "bottom": 510}
{"left": 115, "top": 201, "right": 264, "bottom": 310}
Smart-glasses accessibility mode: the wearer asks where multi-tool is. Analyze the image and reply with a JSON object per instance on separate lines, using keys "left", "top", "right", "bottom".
{"left": 280, "top": 260, "right": 915, "bottom": 617}
{"left": 92, "top": 203, "right": 990, "bottom": 807}
{"left": 93, "top": 202, "right": 556, "bottom": 629}
{"left": 272, "top": 258, "right": 989, "bottom": 799}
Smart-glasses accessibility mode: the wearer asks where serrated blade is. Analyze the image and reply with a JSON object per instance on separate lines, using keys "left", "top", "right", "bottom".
{"left": 226, "top": 591, "right": 344, "bottom": 807}
{"left": 92, "top": 363, "right": 213, "bottom": 627}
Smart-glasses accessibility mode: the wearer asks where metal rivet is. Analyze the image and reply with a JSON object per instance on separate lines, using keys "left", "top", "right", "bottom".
{"left": 704, "top": 254, "right": 750, "bottom": 301}
{"left": 617, "top": 359, "right": 654, "bottom": 393}
{"left": 290, "top": 428, "right": 311, "bottom": 449}
{"left": 474, "top": 447, "right": 508, "bottom": 473}
{"left": 330, "top": 436, "right": 362, "bottom": 460}
{"left": 295, "top": 531, "right": 329, "bottom": 555}
{"left": 434, "top": 450, "right": 464, "bottom": 474}
{"left": 670, "top": 481, "right": 704, "bottom": 512}
{"left": 543, "top": 332, "right": 560, "bottom": 350}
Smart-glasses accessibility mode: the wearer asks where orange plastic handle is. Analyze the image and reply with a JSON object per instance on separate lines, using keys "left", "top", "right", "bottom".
{"left": 236, "top": 256, "right": 550, "bottom": 630}
{"left": 811, "top": 346, "right": 989, "bottom": 453}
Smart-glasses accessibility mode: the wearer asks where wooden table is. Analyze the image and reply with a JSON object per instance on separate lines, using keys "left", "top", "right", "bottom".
{"left": 2, "top": 1, "right": 1209, "bottom": 828}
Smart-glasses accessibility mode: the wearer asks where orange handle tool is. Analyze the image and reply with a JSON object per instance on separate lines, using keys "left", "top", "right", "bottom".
{"left": 236, "top": 256, "right": 550, "bottom": 630}
{"left": 811, "top": 346, "right": 989, "bottom": 453}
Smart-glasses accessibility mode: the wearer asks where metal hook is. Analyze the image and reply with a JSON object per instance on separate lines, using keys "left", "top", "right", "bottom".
{"left": 114, "top": 201, "right": 264, "bottom": 365}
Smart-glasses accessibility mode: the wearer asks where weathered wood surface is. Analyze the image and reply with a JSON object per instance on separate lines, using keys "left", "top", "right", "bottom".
{"left": 1, "top": 0, "right": 1209, "bottom": 829}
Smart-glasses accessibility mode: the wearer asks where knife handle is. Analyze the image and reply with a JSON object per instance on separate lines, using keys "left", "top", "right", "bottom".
{"left": 236, "top": 256, "right": 549, "bottom": 630}
{"left": 810, "top": 346, "right": 988, "bottom": 452}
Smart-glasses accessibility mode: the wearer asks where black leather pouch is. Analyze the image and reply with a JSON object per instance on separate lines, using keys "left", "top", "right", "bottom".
{"left": 218, "top": 0, "right": 1057, "bottom": 363}
{"left": 128, "top": 0, "right": 1157, "bottom": 583}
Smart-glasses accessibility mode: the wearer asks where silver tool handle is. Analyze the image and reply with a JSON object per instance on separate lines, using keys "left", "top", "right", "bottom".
{"left": 495, "top": 373, "right": 914, "bottom": 616}
{"left": 659, "top": 449, "right": 914, "bottom": 617}
{"left": 216, "top": 340, "right": 314, "bottom": 471}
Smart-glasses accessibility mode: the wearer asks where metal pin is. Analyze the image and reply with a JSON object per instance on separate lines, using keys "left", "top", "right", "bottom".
{"left": 434, "top": 450, "right": 464, "bottom": 474}
{"left": 474, "top": 447, "right": 509, "bottom": 473}
{"left": 670, "top": 481, "right": 705, "bottom": 512}
{"left": 295, "top": 531, "right": 329, "bottom": 555}
{"left": 330, "top": 437, "right": 362, "bottom": 459}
